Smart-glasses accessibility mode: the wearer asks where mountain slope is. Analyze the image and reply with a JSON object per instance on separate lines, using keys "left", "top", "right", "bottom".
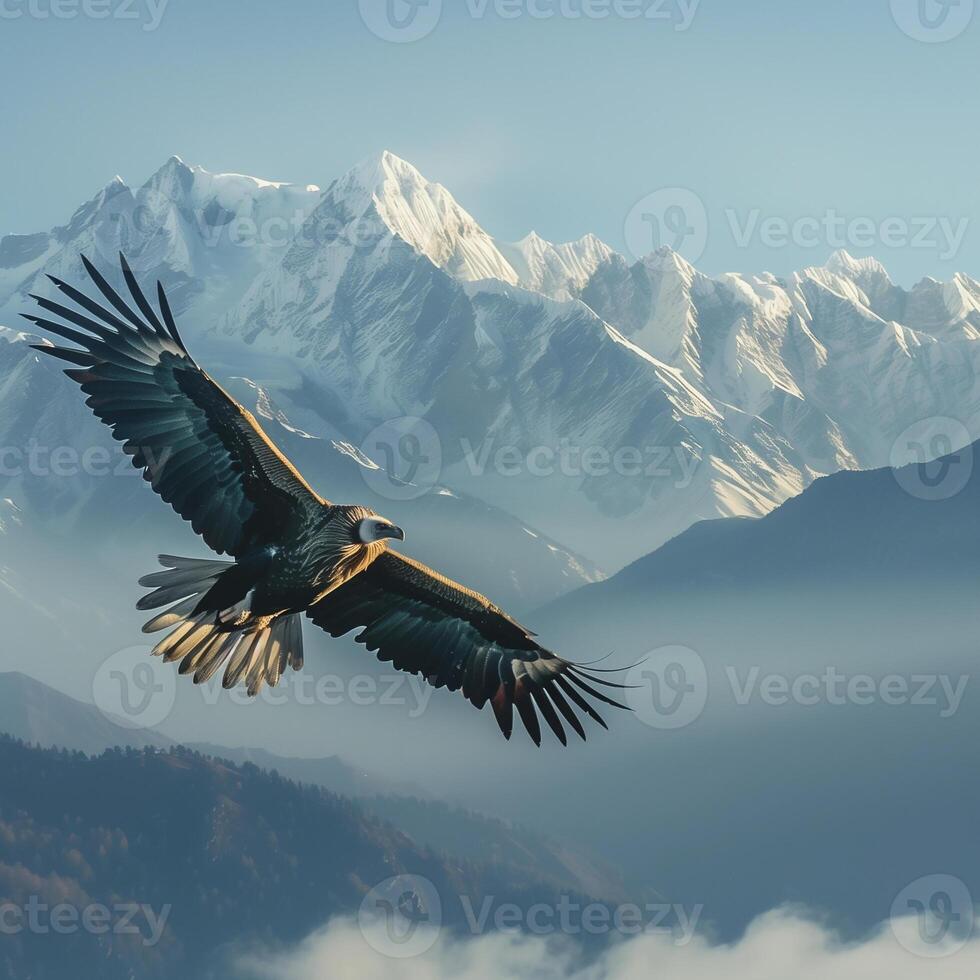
{"left": 497, "top": 230, "right": 616, "bottom": 299}
{"left": 0, "top": 672, "right": 171, "bottom": 755}
{"left": 218, "top": 153, "right": 812, "bottom": 562}
{"left": 0, "top": 672, "right": 626, "bottom": 911}
{"left": 0, "top": 737, "right": 612, "bottom": 980}
{"left": 580, "top": 246, "right": 980, "bottom": 481}
{"left": 336, "top": 150, "right": 521, "bottom": 284}
{"left": 534, "top": 439, "right": 980, "bottom": 641}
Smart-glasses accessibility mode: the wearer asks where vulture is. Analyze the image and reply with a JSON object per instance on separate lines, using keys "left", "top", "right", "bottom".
{"left": 25, "top": 254, "right": 629, "bottom": 745}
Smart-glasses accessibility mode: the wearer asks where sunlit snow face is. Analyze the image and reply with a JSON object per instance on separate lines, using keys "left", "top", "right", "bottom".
{"left": 356, "top": 516, "right": 406, "bottom": 544}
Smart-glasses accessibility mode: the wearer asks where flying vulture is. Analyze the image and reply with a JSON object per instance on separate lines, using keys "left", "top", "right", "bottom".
{"left": 25, "top": 255, "right": 629, "bottom": 745}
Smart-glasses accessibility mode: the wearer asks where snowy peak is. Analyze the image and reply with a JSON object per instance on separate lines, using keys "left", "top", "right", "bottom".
{"left": 498, "top": 230, "right": 616, "bottom": 299}
{"left": 51, "top": 176, "right": 130, "bottom": 244}
{"left": 0, "top": 177, "right": 131, "bottom": 307}
{"left": 824, "top": 248, "right": 892, "bottom": 282}
{"left": 575, "top": 244, "right": 703, "bottom": 377}
{"left": 146, "top": 154, "right": 319, "bottom": 201}
{"left": 140, "top": 155, "right": 322, "bottom": 229}
{"left": 811, "top": 249, "right": 898, "bottom": 312}
{"left": 320, "top": 149, "right": 611, "bottom": 296}
{"left": 0, "top": 157, "right": 324, "bottom": 320}
{"left": 322, "top": 150, "right": 520, "bottom": 284}
{"left": 903, "top": 272, "right": 980, "bottom": 336}
{"left": 144, "top": 153, "right": 194, "bottom": 196}
{"left": 641, "top": 245, "right": 698, "bottom": 283}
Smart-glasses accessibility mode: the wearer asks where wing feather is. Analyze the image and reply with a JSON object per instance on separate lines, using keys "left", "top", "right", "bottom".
{"left": 26, "top": 254, "right": 328, "bottom": 557}
{"left": 307, "top": 551, "right": 628, "bottom": 745}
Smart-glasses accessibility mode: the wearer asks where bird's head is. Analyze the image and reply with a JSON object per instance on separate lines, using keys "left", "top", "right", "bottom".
{"left": 356, "top": 515, "right": 406, "bottom": 545}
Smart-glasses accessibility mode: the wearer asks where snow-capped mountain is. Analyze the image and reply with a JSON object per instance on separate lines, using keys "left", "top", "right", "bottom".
{"left": 0, "top": 156, "right": 322, "bottom": 328}
{"left": 334, "top": 150, "right": 520, "bottom": 285}
{"left": 2, "top": 151, "right": 980, "bottom": 570}
{"left": 581, "top": 245, "right": 980, "bottom": 480}
{"left": 497, "top": 230, "right": 616, "bottom": 300}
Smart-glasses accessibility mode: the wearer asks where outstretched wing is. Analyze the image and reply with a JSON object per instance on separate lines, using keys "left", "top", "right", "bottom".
{"left": 307, "top": 551, "right": 629, "bottom": 745}
{"left": 24, "top": 253, "right": 326, "bottom": 557}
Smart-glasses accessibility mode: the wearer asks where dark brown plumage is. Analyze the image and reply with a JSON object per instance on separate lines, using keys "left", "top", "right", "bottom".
{"left": 25, "top": 254, "right": 629, "bottom": 745}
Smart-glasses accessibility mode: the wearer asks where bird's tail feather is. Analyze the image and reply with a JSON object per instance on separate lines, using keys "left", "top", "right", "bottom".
{"left": 138, "top": 555, "right": 233, "bottom": 619}
{"left": 138, "top": 555, "right": 304, "bottom": 697}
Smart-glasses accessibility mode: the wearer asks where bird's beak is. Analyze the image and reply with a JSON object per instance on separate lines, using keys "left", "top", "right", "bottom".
{"left": 385, "top": 524, "right": 406, "bottom": 542}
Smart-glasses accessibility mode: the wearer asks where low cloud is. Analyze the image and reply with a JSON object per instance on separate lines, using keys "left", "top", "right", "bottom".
{"left": 236, "top": 907, "right": 980, "bottom": 980}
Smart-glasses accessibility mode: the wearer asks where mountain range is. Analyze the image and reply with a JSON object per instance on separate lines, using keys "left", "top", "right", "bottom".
{"left": 3, "top": 151, "right": 980, "bottom": 570}
{"left": 0, "top": 735, "right": 618, "bottom": 980}
{"left": 0, "top": 671, "right": 624, "bottom": 910}
{"left": 537, "top": 443, "right": 980, "bottom": 629}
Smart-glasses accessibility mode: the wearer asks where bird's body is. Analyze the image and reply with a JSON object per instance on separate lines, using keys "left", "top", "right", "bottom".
{"left": 26, "top": 254, "right": 628, "bottom": 744}
{"left": 213, "top": 505, "right": 389, "bottom": 620}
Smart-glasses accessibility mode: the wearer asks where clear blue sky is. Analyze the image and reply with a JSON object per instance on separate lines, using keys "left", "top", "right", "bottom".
{"left": 1, "top": 0, "right": 977, "bottom": 286}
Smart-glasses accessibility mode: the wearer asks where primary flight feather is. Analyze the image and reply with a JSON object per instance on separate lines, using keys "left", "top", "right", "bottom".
{"left": 25, "top": 254, "right": 629, "bottom": 745}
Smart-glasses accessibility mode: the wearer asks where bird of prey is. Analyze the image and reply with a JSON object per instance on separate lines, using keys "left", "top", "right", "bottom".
{"left": 25, "top": 254, "right": 629, "bottom": 745}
